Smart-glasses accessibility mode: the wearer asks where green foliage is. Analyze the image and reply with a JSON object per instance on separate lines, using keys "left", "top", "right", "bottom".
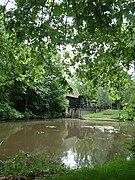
{"left": 122, "top": 82, "right": 135, "bottom": 121}
{"left": 0, "top": 103, "right": 23, "bottom": 119}
{"left": 82, "top": 109, "right": 127, "bottom": 120}
{"left": 129, "top": 141, "right": 135, "bottom": 156}
{"left": 59, "top": 158, "right": 135, "bottom": 180}
{"left": 1, "top": 0, "right": 135, "bottom": 79}
{"left": 0, "top": 0, "right": 135, "bottom": 119}
{"left": 24, "top": 81, "right": 68, "bottom": 118}
{"left": 0, "top": 154, "right": 68, "bottom": 178}
{"left": 0, "top": 18, "right": 68, "bottom": 120}
{"left": 1, "top": 155, "right": 135, "bottom": 179}
{"left": 96, "top": 87, "right": 112, "bottom": 108}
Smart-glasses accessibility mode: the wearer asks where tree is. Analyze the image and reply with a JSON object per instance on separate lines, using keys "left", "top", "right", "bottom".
{"left": 0, "top": 0, "right": 135, "bottom": 118}
{"left": 0, "top": 16, "right": 68, "bottom": 119}
{"left": 121, "top": 79, "right": 135, "bottom": 120}
{"left": 96, "top": 87, "right": 112, "bottom": 109}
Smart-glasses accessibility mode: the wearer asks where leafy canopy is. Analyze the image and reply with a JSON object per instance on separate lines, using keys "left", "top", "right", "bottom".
{"left": 0, "top": 0, "right": 135, "bottom": 119}
{"left": 1, "top": 0, "right": 135, "bottom": 79}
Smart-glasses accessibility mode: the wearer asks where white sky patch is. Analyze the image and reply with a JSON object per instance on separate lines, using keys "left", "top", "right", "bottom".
{"left": 0, "top": 0, "right": 16, "bottom": 10}
{"left": 63, "top": 16, "right": 74, "bottom": 26}
{"left": 59, "top": 45, "right": 71, "bottom": 62}
{"left": 128, "top": 65, "right": 135, "bottom": 77}
{"left": 0, "top": 0, "right": 4, "bottom": 5}
{"left": 59, "top": 44, "right": 77, "bottom": 73}
{"left": 62, "top": 148, "right": 93, "bottom": 168}
{"left": 62, "top": 149, "right": 77, "bottom": 168}
{"left": 55, "top": 0, "right": 63, "bottom": 4}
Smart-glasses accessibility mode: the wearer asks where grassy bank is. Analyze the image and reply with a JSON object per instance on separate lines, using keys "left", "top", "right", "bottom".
{"left": 59, "top": 158, "right": 135, "bottom": 180}
{"left": 82, "top": 109, "right": 127, "bottom": 120}
{"left": 1, "top": 154, "right": 135, "bottom": 179}
{"left": 81, "top": 120, "right": 135, "bottom": 126}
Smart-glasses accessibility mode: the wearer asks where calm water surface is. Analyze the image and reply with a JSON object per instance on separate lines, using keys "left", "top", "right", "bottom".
{"left": 0, "top": 119, "right": 135, "bottom": 168}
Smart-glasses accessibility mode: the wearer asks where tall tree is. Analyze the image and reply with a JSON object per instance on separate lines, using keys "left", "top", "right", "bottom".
{"left": 1, "top": 1, "right": 134, "bottom": 80}
{"left": 0, "top": 0, "right": 135, "bottom": 118}
{"left": 0, "top": 15, "right": 67, "bottom": 119}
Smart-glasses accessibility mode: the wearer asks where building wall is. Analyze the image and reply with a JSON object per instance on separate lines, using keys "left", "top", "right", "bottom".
{"left": 67, "top": 108, "right": 96, "bottom": 118}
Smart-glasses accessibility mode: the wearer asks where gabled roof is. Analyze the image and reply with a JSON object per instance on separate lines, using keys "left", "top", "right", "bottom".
{"left": 66, "top": 81, "right": 80, "bottom": 98}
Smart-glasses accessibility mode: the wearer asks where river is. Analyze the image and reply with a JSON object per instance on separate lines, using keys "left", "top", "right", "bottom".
{"left": 0, "top": 119, "right": 135, "bottom": 169}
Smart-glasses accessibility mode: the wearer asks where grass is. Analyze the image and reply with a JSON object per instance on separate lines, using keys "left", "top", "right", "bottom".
{"left": 1, "top": 154, "right": 135, "bottom": 179}
{"left": 81, "top": 120, "right": 135, "bottom": 126}
{"left": 57, "top": 158, "right": 135, "bottom": 180}
{"left": 82, "top": 109, "right": 128, "bottom": 120}
{"left": 0, "top": 154, "right": 69, "bottom": 179}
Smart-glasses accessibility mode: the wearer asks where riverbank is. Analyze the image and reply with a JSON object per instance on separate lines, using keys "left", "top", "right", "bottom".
{"left": 81, "top": 109, "right": 132, "bottom": 122}
{"left": 1, "top": 154, "right": 135, "bottom": 179}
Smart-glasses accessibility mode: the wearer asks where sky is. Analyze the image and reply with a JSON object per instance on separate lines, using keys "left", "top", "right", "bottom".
{"left": 0, "top": 0, "right": 4, "bottom": 5}
{"left": 0, "top": 0, "right": 15, "bottom": 10}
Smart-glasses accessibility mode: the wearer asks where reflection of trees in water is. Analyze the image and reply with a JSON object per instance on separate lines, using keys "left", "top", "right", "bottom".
{"left": 92, "top": 136, "right": 114, "bottom": 165}
{"left": 73, "top": 138, "right": 94, "bottom": 168}
{"left": 1, "top": 121, "right": 135, "bottom": 168}
{"left": 32, "top": 126, "right": 68, "bottom": 161}
{"left": 68, "top": 127, "right": 115, "bottom": 167}
{"left": 64, "top": 120, "right": 81, "bottom": 139}
{"left": 57, "top": 120, "right": 135, "bottom": 168}
{"left": 108, "top": 125, "right": 135, "bottom": 160}
{"left": 0, "top": 121, "right": 68, "bottom": 161}
{"left": 67, "top": 124, "right": 135, "bottom": 168}
{"left": 0, "top": 123, "right": 23, "bottom": 158}
{"left": 92, "top": 128, "right": 115, "bottom": 165}
{"left": 0, "top": 123, "right": 23, "bottom": 141}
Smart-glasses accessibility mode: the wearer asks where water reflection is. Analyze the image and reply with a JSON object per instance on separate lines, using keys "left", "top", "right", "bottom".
{"left": 0, "top": 119, "right": 135, "bottom": 168}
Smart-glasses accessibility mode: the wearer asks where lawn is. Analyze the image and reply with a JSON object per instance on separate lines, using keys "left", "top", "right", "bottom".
{"left": 1, "top": 154, "right": 135, "bottom": 179}
{"left": 82, "top": 109, "right": 127, "bottom": 120}
{"left": 57, "top": 158, "right": 135, "bottom": 180}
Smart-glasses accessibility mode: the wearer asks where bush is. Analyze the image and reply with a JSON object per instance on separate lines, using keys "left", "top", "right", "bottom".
{"left": 0, "top": 103, "right": 23, "bottom": 119}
